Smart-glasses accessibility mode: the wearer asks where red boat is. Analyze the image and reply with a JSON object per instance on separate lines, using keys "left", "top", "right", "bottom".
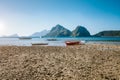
{"left": 65, "top": 41, "right": 80, "bottom": 45}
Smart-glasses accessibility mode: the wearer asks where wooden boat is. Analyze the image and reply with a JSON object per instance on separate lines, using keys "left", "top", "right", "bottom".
{"left": 65, "top": 41, "right": 80, "bottom": 45}
{"left": 65, "top": 41, "right": 85, "bottom": 46}
{"left": 19, "top": 37, "right": 32, "bottom": 40}
{"left": 32, "top": 43, "right": 48, "bottom": 46}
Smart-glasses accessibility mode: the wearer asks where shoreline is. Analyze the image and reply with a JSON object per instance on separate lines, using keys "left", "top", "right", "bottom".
{"left": 0, "top": 44, "right": 120, "bottom": 79}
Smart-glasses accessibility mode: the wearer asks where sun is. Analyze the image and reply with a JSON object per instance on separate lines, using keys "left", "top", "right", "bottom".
{"left": 0, "top": 22, "right": 6, "bottom": 36}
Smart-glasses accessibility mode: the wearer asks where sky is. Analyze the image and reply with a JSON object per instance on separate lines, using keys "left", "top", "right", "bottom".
{"left": 0, "top": 0, "right": 120, "bottom": 36}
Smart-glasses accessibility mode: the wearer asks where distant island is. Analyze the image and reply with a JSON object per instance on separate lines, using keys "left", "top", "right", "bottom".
{"left": 44, "top": 24, "right": 91, "bottom": 37}
{"left": 93, "top": 30, "right": 120, "bottom": 37}
{"left": 1, "top": 24, "right": 120, "bottom": 38}
{"left": 43, "top": 24, "right": 120, "bottom": 37}
{"left": 30, "top": 30, "right": 50, "bottom": 38}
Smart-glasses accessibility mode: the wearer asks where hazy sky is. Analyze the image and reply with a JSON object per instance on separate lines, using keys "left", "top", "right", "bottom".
{"left": 0, "top": 0, "right": 120, "bottom": 36}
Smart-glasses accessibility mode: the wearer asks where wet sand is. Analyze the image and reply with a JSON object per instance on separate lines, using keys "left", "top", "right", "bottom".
{"left": 0, "top": 44, "right": 120, "bottom": 80}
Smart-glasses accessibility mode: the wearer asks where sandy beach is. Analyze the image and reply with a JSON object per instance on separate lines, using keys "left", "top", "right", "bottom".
{"left": 0, "top": 44, "right": 120, "bottom": 80}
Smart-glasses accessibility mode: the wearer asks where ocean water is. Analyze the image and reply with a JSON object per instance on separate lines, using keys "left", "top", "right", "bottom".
{"left": 0, "top": 37, "right": 120, "bottom": 46}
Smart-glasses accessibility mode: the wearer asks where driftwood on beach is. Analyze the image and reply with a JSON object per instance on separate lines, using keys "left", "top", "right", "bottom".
{"left": 0, "top": 44, "right": 120, "bottom": 80}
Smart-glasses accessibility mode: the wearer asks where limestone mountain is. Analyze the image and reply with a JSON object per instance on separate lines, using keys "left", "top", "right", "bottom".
{"left": 72, "top": 26, "right": 91, "bottom": 37}
{"left": 44, "top": 24, "right": 72, "bottom": 37}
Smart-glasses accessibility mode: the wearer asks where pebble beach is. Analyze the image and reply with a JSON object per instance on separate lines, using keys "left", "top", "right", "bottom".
{"left": 0, "top": 44, "right": 120, "bottom": 80}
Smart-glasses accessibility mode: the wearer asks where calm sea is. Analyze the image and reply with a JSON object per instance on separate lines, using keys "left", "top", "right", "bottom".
{"left": 0, "top": 37, "right": 120, "bottom": 46}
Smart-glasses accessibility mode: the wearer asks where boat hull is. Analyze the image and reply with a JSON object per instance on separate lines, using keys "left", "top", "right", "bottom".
{"left": 65, "top": 41, "right": 80, "bottom": 45}
{"left": 32, "top": 43, "right": 48, "bottom": 46}
{"left": 19, "top": 37, "right": 32, "bottom": 40}
{"left": 47, "top": 39, "right": 57, "bottom": 41}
